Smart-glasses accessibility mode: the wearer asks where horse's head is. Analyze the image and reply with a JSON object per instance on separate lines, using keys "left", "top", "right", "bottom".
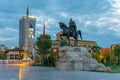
{"left": 59, "top": 22, "right": 67, "bottom": 29}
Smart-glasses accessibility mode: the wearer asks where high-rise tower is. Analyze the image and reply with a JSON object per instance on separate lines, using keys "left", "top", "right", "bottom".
{"left": 19, "top": 7, "right": 36, "bottom": 53}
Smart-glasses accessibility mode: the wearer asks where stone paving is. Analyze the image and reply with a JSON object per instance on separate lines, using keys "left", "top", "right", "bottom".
{"left": 0, "top": 65, "right": 120, "bottom": 80}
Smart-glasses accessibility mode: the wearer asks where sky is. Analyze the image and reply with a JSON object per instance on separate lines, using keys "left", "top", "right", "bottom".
{"left": 0, "top": 0, "right": 120, "bottom": 48}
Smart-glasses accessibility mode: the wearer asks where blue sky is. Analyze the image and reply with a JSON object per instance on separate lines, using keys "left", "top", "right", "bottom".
{"left": 0, "top": 0, "right": 120, "bottom": 48}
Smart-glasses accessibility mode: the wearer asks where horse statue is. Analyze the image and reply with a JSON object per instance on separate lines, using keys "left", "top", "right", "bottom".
{"left": 59, "top": 18, "right": 82, "bottom": 46}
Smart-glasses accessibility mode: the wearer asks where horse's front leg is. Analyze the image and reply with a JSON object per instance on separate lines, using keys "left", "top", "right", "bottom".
{"left": 67, "top": 36, "right": 70, "bottom": 44}
{"left": 68, "top": 37, "right": 70, "bottom": 44}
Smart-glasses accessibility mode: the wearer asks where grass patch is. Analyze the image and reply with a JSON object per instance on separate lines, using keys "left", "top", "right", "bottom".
{"left": 90, "top": 70, "right": 104, "bottom": 73}
{"left": 31, "top": 64, "right": 56, "bottom": 68}
{"left": 110, "top": 65, "right": 120, "bottom": 73}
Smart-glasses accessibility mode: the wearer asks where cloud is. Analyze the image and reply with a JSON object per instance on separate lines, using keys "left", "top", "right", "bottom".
{"left": 90, "top": 0, "right": 120, "bottom": 37}
{"left": 109, "top": 0, "right": 120, "bottom": 9}
{"left": 0, "top": 27, "right": 18, "bottom": 34}
{"left": 0, "top": 0, "right": 120, "bottom": 48}
{"left": 0, "top": 26, "right": 18, "bottom": 42}
{"left": 84, "top": 21, "right": 92, "bottom": 26}
{"left": 31, "top": 9, "right": 59, "bottom": 39}
{"left": 60, "top": 12, "right": 68, "bottom": 18}
{"left": 0, "top": 37, "right": 16, "bottom": 42}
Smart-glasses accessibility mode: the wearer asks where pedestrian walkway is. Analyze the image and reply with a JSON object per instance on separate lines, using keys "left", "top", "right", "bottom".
{"left": 0, "top": 65, "right": 119, "bottom": 80}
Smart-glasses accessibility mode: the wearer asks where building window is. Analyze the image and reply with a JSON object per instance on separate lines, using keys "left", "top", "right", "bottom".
{"left": 88, "top": 45, "right": 91, "bottom": 48}
{"left": 83, "top": 45, "right": 86, "bottom": 47}
{"left": 89, "top": 50, "right": 91, "bottom": 53}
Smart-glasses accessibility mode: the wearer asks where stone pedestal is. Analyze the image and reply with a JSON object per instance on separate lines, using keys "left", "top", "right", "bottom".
{"left": 56, "top": 46, "right": 110, "bottom": 71}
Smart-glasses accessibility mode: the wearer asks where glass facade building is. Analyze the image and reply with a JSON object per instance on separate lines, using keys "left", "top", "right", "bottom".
{"left": 19, "top": 7, "right": 36, "bottom": 51}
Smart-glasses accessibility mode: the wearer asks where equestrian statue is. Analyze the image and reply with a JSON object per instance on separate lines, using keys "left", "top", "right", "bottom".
{"left": 59, "top": 18, "right": 82, "bottom": 46}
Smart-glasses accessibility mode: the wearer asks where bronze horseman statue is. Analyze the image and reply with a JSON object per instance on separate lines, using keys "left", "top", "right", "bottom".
{"left": 59, "top": 18, "right": 82, "bottom": 46}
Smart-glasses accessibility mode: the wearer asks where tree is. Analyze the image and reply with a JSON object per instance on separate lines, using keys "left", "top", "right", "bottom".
{"left": 99, "top": 48, "right": 114, "bottom": 66}
{"left": 48, "top": 49, "right": 59, "bottom": 66}
{"left": 60, "top": 38, "right": 67, "bottom": 46}
{"left": 36, "top": 34, "right": 52, "bottom": 65}
{"left": 0, "top": 52, "right": 7, "bottom": 60}
{"left": 113, "top": 46, "right": 120, "bottom": 65}
{"left": 92, "top": 53, "right": 100, "bottom": 62}
{"left": 91, "top": 46, "right": 101, "bottom": 54}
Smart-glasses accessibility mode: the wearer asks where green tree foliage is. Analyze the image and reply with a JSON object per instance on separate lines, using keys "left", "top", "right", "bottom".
{"left": 47, "top": 53, "right": 56, "bottom": 66}
{"left": 110, "top": 53, "right": 115, "bottom": 65}
{"left": 34, "top": 55, "right": 41, "bottom": 64}
{"left": 0, "top": 52, "right": 7, "bottom": 60}
{"left": 113, "top": 46, "right": 120, "bottom": 65}
{"left": 60, "top": 39, "right": 67, "bottom": 46}
{"left": 91, "top": 46, "right": 101, "bottom": 54}
{"left": 92, "top": 48, "right": 115, "bottom": 66}
{"left": 36, "top": 34, "right": 52, "bottom": 64}
{"left": 92, "top": 53, "right": 100, "bottom": 62}
{"left": 99, "top": 48, "right": 115, "bottom": 66}
{"left": 48, "top": 51, "right": 59, "bottom": 66}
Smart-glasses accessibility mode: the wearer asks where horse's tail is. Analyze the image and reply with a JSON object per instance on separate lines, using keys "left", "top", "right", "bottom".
{"left": 78, "top": 30, "right": 82, "bottom": 40}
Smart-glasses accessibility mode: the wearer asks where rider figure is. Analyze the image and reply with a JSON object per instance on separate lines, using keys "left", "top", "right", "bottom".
{"left": 69, "top": 18, "right": 76, "bottom": 37}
